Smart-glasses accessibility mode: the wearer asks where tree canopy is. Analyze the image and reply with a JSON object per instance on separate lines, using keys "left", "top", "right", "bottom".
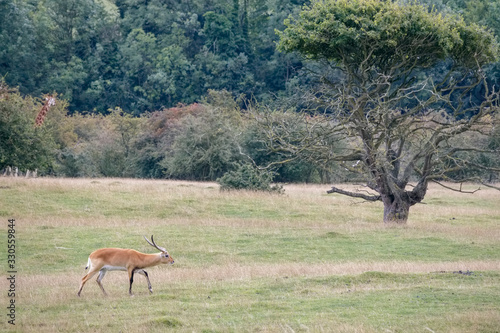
{"left": 278, "top": 0, "right": 497, "bottom": 72}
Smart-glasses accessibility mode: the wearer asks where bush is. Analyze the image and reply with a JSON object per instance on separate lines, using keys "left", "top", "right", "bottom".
{"left": 165, "top": 106, "right": 242, "bottom": 180}
{"left": 217, "top": 163, "right": 283, "bottom": 193}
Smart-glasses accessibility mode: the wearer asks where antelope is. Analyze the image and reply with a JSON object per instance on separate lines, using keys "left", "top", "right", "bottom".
{"left": 77, "top": 235, "right": 174, "bottom": 296}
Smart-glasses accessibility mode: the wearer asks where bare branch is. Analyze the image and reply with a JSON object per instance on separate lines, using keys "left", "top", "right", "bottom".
{"left": 480, "top": 182, "right": 500, "bottom": 191}
{"left": 327, "top": 186, "right": 381, "bottom": 202}
{"left": 431, "top": 181, "right": 481, "bottom": 194}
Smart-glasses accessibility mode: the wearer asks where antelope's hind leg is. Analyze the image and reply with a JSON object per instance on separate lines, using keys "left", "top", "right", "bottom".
{"left": 96, "top": 269, "right": 108, "bottom": 296}
{"left": 77, "top": 268, "right": 100, "bottom": 297}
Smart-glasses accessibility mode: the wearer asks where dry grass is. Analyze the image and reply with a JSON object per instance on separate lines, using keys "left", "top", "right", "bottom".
{"left": 11, "top": 178, "right": 498, "bottom": 236}
{"left": 17, "top": 260, "right": 500, "bottom": 294}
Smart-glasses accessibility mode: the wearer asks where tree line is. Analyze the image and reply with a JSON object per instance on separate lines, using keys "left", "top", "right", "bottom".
{"left": 1, "top": 78, "right": 497, "bottom": 186}
{"left": 1, "top": 84, "right": 338, "bottom": 182}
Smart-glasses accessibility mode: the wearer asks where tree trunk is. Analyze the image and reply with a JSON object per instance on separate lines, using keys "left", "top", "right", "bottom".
{"left": 383, "top": 197, "right": 410, "bottom": 224}
{"left": 327, "top": 183, "right": 428, "bottom": 224}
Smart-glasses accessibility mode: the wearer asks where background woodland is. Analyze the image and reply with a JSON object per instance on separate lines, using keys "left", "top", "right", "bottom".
{"left": 1, "top": 0, "right": 499, "bottom": 182}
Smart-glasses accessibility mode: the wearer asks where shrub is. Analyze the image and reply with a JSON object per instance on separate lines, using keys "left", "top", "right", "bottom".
{"left": 165, "top": 106, "right": 242, "bottom": 180}
{"left": 217, "top": 163, "right": 283, "bottom": 193}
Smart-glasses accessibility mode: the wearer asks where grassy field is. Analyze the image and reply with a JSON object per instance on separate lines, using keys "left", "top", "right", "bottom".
{"left": 1, "top": 177, "right": 499, "bottom": 332}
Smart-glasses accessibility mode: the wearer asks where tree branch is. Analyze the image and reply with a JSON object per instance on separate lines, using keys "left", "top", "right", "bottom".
{"left": 326, "top": 186, "right": 381, "bottom": 201}
{"left": 431, "top": 180, "right": 481, "bottom": 194}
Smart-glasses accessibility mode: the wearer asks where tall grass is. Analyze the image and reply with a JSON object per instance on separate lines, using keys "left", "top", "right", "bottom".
{"left": 0, "top": 178, "right": 499, "bottom": 332}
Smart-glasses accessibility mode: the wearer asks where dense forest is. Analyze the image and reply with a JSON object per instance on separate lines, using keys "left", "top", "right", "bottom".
{"left": 3, "top": 0, "right": 500, "bottom": 114}
{"left": 1, "top": 0, "right": 309, "bottom": 114}
{"left": 1, "top": 0, "right": 500, "bottom": 183}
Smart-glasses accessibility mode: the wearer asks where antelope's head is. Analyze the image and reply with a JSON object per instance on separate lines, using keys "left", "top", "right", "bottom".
{"left": 144, "top": 235, "right": 175, "bottom": 265}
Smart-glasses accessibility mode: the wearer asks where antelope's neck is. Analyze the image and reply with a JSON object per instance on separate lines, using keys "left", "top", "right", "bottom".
{"left": 139, "top": 252, "right": 162, "bottom": 268}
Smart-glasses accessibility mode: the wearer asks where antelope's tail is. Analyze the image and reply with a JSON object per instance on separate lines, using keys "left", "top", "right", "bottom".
{"left": 84, "top": 257, "right": 91, "bottom": 271}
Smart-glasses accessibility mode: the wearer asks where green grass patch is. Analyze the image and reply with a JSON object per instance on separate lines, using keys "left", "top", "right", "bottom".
{"left": 16, "top": 272, "right": 500, "bottom": 332}
{"left": 14, "top": 225, "right": 500, "bottom": 275}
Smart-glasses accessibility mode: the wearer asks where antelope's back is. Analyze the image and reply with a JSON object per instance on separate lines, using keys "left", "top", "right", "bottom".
{"left": 89, "top": 248, "right": 141, "bottom": 266}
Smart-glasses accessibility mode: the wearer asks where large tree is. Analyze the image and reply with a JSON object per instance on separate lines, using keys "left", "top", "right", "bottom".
{"left": 270, "top": 0, "right": 499, "bottom": 223}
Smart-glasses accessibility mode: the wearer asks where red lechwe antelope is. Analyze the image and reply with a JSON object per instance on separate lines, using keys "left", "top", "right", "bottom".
{"left": 77, "top": 235, "right": 174, "bottom": 296}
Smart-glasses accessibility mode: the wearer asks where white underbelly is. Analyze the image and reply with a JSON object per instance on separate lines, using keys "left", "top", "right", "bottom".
{"left": 101, "top": 265, "right": 127, "bottom": 271}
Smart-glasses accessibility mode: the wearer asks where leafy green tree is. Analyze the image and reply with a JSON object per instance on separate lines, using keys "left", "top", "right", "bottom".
{"left": 444, "top": 0, "right": 500, "bottom": 104}
{"left": 119, "top": 28, "right": 158, "bottom": 113}
{"left": 272, "top": 0, "right": 499, "bottom": 223}
{"left": 203, "top": 11, "right": 236, "bottom": 55}
{"left": 38, "top": 0, "right": 115, "bottom": 105}
{"left": 444, "top": 0, "right": 500, "bottom": 37}
{"left": 147, "top": 45, "right": 194, "bottom": 106}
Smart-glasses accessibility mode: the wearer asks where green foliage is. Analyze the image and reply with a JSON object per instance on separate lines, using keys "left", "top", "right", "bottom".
{"left": 277, "top": 0, "right": 498, "bottom": 71}
{"left": 54, "top": 110, "right": 142, "bottom": 178}
{"left": 203, "top": 11, "right": 235, "bottom": 55}
{"left": 446, "top": 0, "right": 500, "bottom": 38}
{"left": 0, "top": 1, "right": 37, "bottom": 91}
{"left": 148, "top": 45, "right": 193, "bottom": 106}
{"left": 0, "top": 0, "right": 303, "bottom": 113}
{"left": 0, "top": 81, "right": 56, "bottom": 172}
{"left": 1, "top": 0, "right": 500, "bottom": 116}
{"left": 443, "top": 0, "right": 500, "bottom": 91}
{"left": 165, "top": 106, "right": 243, "bottom": 180}
{"left": 273, "top": 0, "right": 500, "bottom": 223}
{"left": 217, "top": 163, "right": 284, "bottom": 193}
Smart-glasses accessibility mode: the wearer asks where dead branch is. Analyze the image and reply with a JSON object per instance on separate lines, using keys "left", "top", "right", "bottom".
{"left": 327, "top": 186, "right": 381, "bottom": 201}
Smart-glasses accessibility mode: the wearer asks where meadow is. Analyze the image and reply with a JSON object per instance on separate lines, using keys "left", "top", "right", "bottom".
{"left": 1, "top": 177, "right": 499, "bottom": 332}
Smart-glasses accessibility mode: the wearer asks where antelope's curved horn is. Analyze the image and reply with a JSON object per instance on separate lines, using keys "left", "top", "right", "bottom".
{"left": 144, "top": 235, "right": 167, "bottom": 252}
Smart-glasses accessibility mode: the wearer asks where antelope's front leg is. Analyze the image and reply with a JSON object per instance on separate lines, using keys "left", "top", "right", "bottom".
{"left": 136, "top": 269, "right": 153, "bottom": 293}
